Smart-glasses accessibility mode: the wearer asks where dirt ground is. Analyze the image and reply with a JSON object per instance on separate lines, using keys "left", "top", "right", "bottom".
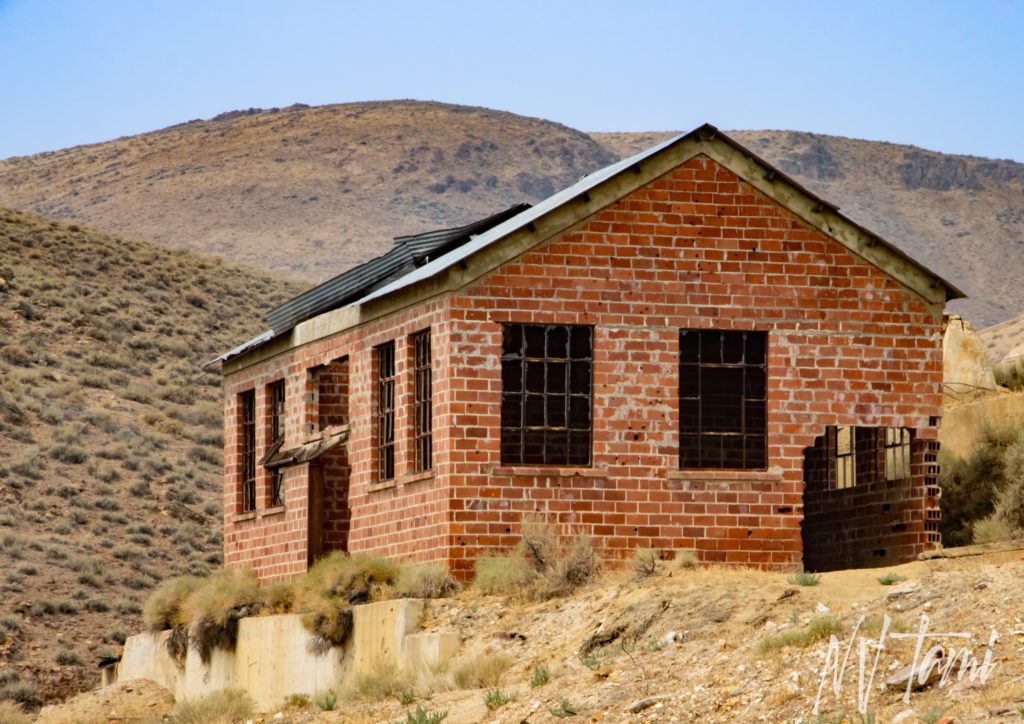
{"left": 34, "top": 547, "right": 1024, "bottom": 723}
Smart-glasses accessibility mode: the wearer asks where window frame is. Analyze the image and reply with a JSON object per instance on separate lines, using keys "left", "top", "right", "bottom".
{"left": 239, "top": 389, "right": 256, "bottom": 512}
{"left": 375, "top": 341, "right": 396, "bottom": 481}
{"left": 499, "top": 323, "right": 593, "bottom": 467}
{"left": 268, "top": 379, "right": 286, "bottom": 507}
{"left": 412, "top": 329, "right": 433, "bottom": 473}
{"left": 678, "top": 329, "right": 768, "bottom": 471}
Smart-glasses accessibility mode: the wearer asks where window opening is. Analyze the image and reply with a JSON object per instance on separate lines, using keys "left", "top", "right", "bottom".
{"left": 679, "top": 329, "right": 767, "bottom": 469}
{"left": 376, "top": 342, "right": 396, "bottom": 480}
{"left": 412, "top": 330, "right": 432, "bottom": 472}
{"left": 500, "top": 324, "right": 592, "bottom": 466}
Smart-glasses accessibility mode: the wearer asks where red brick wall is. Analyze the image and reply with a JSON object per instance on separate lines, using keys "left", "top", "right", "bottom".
{"left": 223, "top": 303, "right": 453, "bottom": 582}
{"left": 442, "top": 154, "right": 943, "bottom": 577}
{"left": 222, "top": 153, "right": 945, "bottom": 582}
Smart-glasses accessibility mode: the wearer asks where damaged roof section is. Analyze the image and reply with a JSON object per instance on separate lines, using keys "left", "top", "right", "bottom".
{"left": 265, "top": 202, "right": 531, "bottom": 335}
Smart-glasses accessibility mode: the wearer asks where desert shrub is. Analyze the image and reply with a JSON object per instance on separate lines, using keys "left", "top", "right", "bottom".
{"left": 940, "top": 425, "right": 1020, "bottom": 546}
{"left": 674, "top": 549, "right": 699, "bottom": 569}
{"left": 0, "top": 680, "right": 39, "bottom": 707}
{"left": 0, "top": 700, "right": 30, "bottom": 724}
{"left": 473, "top": 517, "right": 597, "bottom": 600}
{"left": 169, "top": 688, "right": 254, "bottom": 724}
{"left": 393, "top": 562, "right": 459, "bottom": 599}
{"left": 346, "top": 661, "right": 409, "bottom": 701}
{"left": 632, "top": 548, "right": 659, "bottom": 577}
{"left": 180, "top": 568, "right": 262, "bottom": 663}
{"left": 56, "top": 649, "right": 82, "bottom": 666}
{"left": 296, "top": 553, "right": 400, "bottom": 653}
{"left": 452, "top": 652, "right": 511, "bottom": 689}
{"left": 315, "top": 689, "right": 337, "bottom": 711}
{"left": 972, "top": 515, "right": 1013, "bottom": 544}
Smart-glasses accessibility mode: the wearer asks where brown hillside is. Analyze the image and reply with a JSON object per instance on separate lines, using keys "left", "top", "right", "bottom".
{"left": 0, "top": 209, "right": 304, "bottom": 706}
{"left": 594, "top": 130, "right": 1024, "bottom": 328}
{"left": 0, "top": 101, "right": 615, "bottom": 282}
{"left": 1, "top": 101, "right": 1021, "bottom": 325}
{"left": 979, "top": 311, "right": 1024, "bottom": 363}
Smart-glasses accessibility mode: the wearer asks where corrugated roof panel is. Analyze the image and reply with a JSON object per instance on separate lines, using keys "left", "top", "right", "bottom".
{"left": 264, "top": 202, "right": 531, "bottom": 334}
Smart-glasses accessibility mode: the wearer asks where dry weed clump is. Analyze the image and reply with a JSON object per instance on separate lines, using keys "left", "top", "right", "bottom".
{"left": 452, "top": 652, "right": 512, "bottom": 689}
{"left": 143, "top": 575, "right": 204, "bottom": 631}
{"left": 169, "top": 687, "right": 254, "bottom": 724}
{"left": 473, "top": 516, "right": 597, "bottom": 600}
{"left": 393, "top": 562, "right": 459, "bottom": 599}
{"left": 296, "top": 553, "right": 400, "bottom": 654}
{"left": 756, "top": 615, "right": 843, "bottom": 655}
{"left": 0, "top": 700, "right": 30, "bottom": 724}
{"left": 345, "top": 661, "right": 411, "bottom": 701}
{"left": 179, "top": 568, "right": 263, "bottom": 663}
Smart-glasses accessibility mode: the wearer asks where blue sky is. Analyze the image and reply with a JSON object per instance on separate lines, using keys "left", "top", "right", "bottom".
{"left": 1, "top": 0, "right": 1022, "bottom": 161}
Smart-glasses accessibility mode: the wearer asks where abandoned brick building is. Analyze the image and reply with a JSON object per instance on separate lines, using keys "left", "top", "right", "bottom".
{"left": 216, "top": 124, "right": 962, "bottom": 583}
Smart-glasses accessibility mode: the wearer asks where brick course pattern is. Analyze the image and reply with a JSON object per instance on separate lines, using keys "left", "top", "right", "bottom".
{"left": 222, "top": 155, "right": 944, "bottom": 583}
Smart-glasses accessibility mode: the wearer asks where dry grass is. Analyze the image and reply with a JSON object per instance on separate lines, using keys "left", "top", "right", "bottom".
{"left": 393, "top": 562, "right": 459, "bottom": 599}
{"left": 756, "top": 615, "right": 844, "bottom": 655}
{"left": 143, "top": 575, "right": 204, "bottom": 632}
{"left": 169, "top": 688, "right": 254, "bottom": 724}
{"left": 345, "top": 661, "right": 411, "bottom": 701}
{"left": 0, "top": 701, "right": 30, "bottom": 724}
{"left": 473, "top": 516, "right": 598, "bottom": 600}
{"left": 452, "top": 652, "right": 512, "bottom": 690}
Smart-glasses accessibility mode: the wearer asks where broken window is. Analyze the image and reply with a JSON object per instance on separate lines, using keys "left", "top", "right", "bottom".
{"left": 500, "top": 323, "right": 592, "bottom": 466}
{"left": 240, "top": 389, "right": 256, "bottom": 512}
{"left": 819, "top": 426, "right": 912, "bottom": 489}
{"left": 268, "top": 379, "right": 285, "bottom": 506}
{"left": 376, "top": 341, "right": 396, "bottom": 481}
{"left": 679, "top": 329, "right": 767, "bottom": 469}
{"left": 412, "top": 329, "right": 432, "bottom": 472}
{"left": 885, "top": 427, "right": 911, "bottom": 481}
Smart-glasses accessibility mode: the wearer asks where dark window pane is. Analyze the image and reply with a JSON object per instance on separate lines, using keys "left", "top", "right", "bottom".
{"left": 746, "top": 332, "right": 766, "bottom": 365}
{"left": 569, "top": 430, "right": 590, "bottom": 465}
{"left": 723, "top": 333, "right": 744, "bottom": 363}
{"left": 502, "top": 324, "right": 522, "bottom": 357}
{"left": 523, "top": 429, "right": 546, "bottom": 464}
{"left": 501, "top": 427, "right": 521, "bottom": 464}
{"left": 745, "top": 400, "right": 766, "bottom": 434}
{"left": 699, "top": 330, "right": 722, "bottom": 364}
{"left": 569, "top": 361, "right": 591, "bottom": 394}
{"left": 525, "top": 361, "right": 546, "bottom": 393}
{"left": 502, "top": 360, "right": 523, "bottom": 393}
{"left": 546, "top": 395, "right": 566, "bottom": 428}
{"left": 547, "top": 326, "right": 568, "bottom": 358}
{"left": 745, "top": 435, "right": 766, "bottom": 468}
{"left": 745, "top": 367, "right": 766, "bottom": 399}
{"left": 679, "top": 399, "right": 700, "bottom": 433}
{"left": 699, "top": 435, "right": 723, "bottom": 468}
{"left": 547, "top": 361, "right": 567, "bottom": 393}
{"left": 701, "top": 367, "right": 743, "bottom": 433}
{"left": 680, "top": 331, "right": 699, "bottom": 363}
{"left": 570, "top": 326, "right": 592, "bottom": 359}
{"left": 569, "top": 396, "right": 590, "bottom": 430}
{"left": 545, "top": 430, "right": 568, "bottom": 464}
{"left": 501, "top": 395, "right": 522, "bottom": 428}
{"left": 680, "top": 365, "right": 700, "bottom": 398}
{"left": 525, "top": 325, "right": 546, "bottom": 357}
{"left": 679, "top": 434, "right": 700, "bottom": 468}
{"left": 722, "top": 435, "right": 745, "bottom": 468}
{"left": 524, "top": 394, "right": 545, "bottom": 427}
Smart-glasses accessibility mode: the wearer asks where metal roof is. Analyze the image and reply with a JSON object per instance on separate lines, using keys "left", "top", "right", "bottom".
{"left": 264, "top": 202, "right": 531, "bottom": 334}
